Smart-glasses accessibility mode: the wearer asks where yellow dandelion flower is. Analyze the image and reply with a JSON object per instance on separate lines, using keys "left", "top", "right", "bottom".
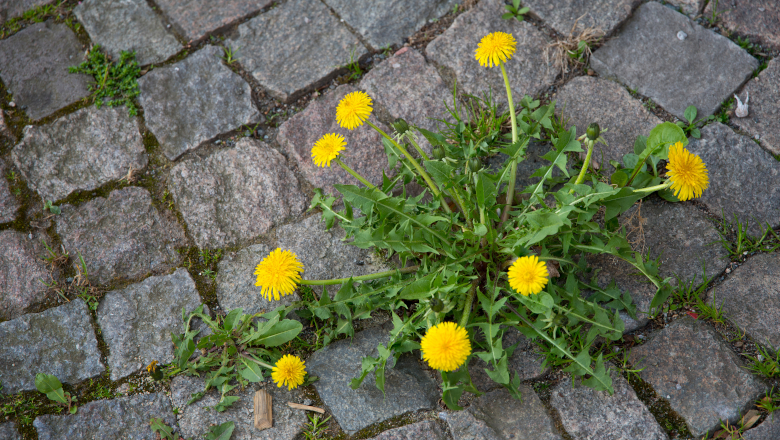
{"left": 508, "top": 255, "right": 549, "bottom": 296}
{"left": 667, "top": 141, "right": 709, "bottom": 201}
{"left": 475, "top": 32, "right": 517, "bottom": 68}
{"left": 311, "top": 133, "right": 346, "bottom": 167}
{"left": 272, "top": 354, "right": 306, "bottom": 390}
{"left": 421, "top": 322, "right": 471, "bottom": 372}
{"left": 254, "top": 248, "right": 304, "bottom": 301}
{"left": 336, "top": 91, "right": 373, "bottom": 130}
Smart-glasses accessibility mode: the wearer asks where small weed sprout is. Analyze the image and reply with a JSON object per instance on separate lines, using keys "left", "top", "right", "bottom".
{"left": 344, "top": 46, "right": 363, "bottom": 80}
{"left": 69, "top": 46, "right": 142, "bottom": 116}
{"left": 35, "top": 373, "right": 77, "bottom": 414}
{"left": 501, "top": 0, "right": 529, "bottom": 22}
{"left": 221, "top": 45, "right": 240, "bottom": 64}
{"left": 745, "top": 344, "right": 780, "bottom": 378}
{"left": 303, "top": 413, "right": 332, "bottom": 440}
{"left": 545, "top": 18, "right": 604, "bottom": 76}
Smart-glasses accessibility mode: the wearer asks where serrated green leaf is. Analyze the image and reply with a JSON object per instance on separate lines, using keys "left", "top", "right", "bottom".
{"left": 206, "top": 421, "right": 235, "bottom": 440}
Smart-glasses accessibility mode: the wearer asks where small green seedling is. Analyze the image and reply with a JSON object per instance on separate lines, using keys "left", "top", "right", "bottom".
{"left": 675, "top": 105, "right": 716, "bottom": 139}
{"left": 502, "top": 0, "right": 529, "bottom": 21}
{"left": 303, "top": 414, "right": 331, "bottom": 440}
{"left": 43, "top": 200, "right": 61, "bottom": 215}
{"left": 35, "top": 373, "right": 77, "bottom": 414}
{"left": 69, "top": 45, "right": 142, "bottom": 116}
{"left": 222, "top": 45, "right": 240, "bottom": 64}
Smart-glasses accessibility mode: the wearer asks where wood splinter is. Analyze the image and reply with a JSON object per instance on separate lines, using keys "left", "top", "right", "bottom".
{"left": 253, "top": 390, "right": 273, "bottom": 431}
{"left": 287, "top": 402, "right": 325, "bottom": 414}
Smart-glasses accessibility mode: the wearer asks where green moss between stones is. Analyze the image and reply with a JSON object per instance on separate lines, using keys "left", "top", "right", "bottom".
{"left": 623, "top": 370, "right": 693, "bottom": 439}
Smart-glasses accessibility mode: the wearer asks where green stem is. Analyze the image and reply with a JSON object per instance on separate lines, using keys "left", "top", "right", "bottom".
{"left": 460, "top": 281, "right": 478, "bottom": 328}
{"left": 300, "top": 265, "right": 419, "bottom": 286}
{"left": 632, "top": 180, "right": 672, "bottom": 194}
{"left": 572, "top": 139, "right": 595, "bottom": 191}
{"left": 242, "top": 354, "right": 274, "bottom": 370}
{"left": 408, "top": 136, "right": 430, "bottom": 162}
{"left": 335, "top": 158, "right": 374, "bottom": 188}
{"left": 500, "top": 63, "right": 519, "bottom": 223}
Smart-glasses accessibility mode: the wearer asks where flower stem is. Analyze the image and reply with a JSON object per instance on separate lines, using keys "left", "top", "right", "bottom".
{"left": 632, "top": 180, "right": 672, "bottom": 194}
{"left": 300, "top": 265, "right": 419, "bottom": 286}
{"left": 459, "top": 281, "right": 478, "bottom": 328}
{"left": 408, "top": 136, "right": 431, "bottom": 162}
{"left": 335, "top": 158, "right": 374, "bottom": 189}
{"left": 570, "top": 138, "right": 595, "bottom": 192}
{"left": 500, "top": 62, "right": 519, "bottom": 223}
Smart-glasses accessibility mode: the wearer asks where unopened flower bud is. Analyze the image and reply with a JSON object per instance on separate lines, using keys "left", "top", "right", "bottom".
{"left": 432, "top": 145, "right": 446, "bottom": 160}
{"left": 430, "top": 298, "right": 444, "bottom": 312}
{"left": 586, "top": 123, "right": 600, "bottom": 141}
{"left": 468, "top": 157, "right": 481, "bottom": 172}
{"left": 392, "top": 118, "right": 410, "bottom": 134}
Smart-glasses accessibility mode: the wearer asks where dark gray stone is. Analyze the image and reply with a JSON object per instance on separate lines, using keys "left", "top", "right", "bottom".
{"left": 553, "top": 76, "right": 662, "bottom": 167}
{"left": 0, "top": 421, "right": 20, "bottom": 440}
{"left": 277, "top": 84, "right": 389, "bottom": 197}
{"left": 0, "top": 0, "right": 51, "bottom": 24}
{"left": 0, "top": 158, "right": 19, "bottom": 223}
{"left": 487, "top": 142, "right": 561, "bottom": 196}
{"left": 324, "top": 0, "right": 457, "bottom": 49}
{"left": 171, "top": 375, "right": 306, "bottom": 440}
{"left": 586, "top": 253, "right": 655, "bottom": 333}
{"left": 97, "top": 268, "right": 204, "bottom": 380}
{"left": 0, "top": 299, "right": 104, "bottom": 394}
{"left": 368, "top": 420, "right": 448, "bottom": 440}
{"left": 0, "top": 230, "right": 53, "bottom": 321}
{"left": 629, "top": 318, "right": 766, "bottom": 437}
{"left": 168, "top": 138, "right": 306, "bottom": 249}
{"left": 664, "top": 0, "right": 700, "bottom": 17}
{"left": 74, "top": 0, "right": 182, "bottom": 66}
{"left": 591, "top": 2, "right": 758, "bottom": 119}
{"left": 468, "top": 327, "right": 547, "bottom": 392}
{"left": 56, "top": 187, "right": 185, "bottom": 286}
{"left": 154, "top": 0, "right": 273, "bottom": 42}
{"left": 307, "top": 324, "right": 439, "bottom": 434}
{"left": 711, "top": 253, "right": 780, "bottom": 352}
{"left": 743, "top": 414, "right": 780, "bottom": 440}
{"left": 732, "top": 58, "right": 780, "bottom": 156}
{"left": 0, "top": 21, "right": 91, "bottom": 120}
{"left": 687, "top": 123, "right": 780, "bottom": 237}
{"left": 34, "top": 393, "right": 177, "bottom": 440}
{"left": 234, "top": 0, "right": 366, "bottom": 102}
{"left": 426, "top": 0, "right": 556, "bottom": 106}
{"left": 522, "top": 0, "right": 640, "bottom": 36}
{"left": 138, "top": 45, "right": 259, "bottom": 160}
{"left": 551, "top": 370, "right": 668, "bottom": 440}
{"left": 444, "top": 387, "right": 562, "bottom": 440}
{"left": 705, "top": 0, "right": 780, "bottom": 51}
{"left": 11, "top": 105, "right": 147, "bottom": 202}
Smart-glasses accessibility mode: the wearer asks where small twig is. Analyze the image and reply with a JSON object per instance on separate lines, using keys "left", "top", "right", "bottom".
{"left": 287, "top": 402, "right": 325, "bottom": 413}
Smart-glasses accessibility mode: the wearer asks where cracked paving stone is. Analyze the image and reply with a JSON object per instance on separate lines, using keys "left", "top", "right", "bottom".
{"left": 426, "top": 0, "right": 556, "bottom": 107}
{"left": 591, "top": 2, "right": 758, "bottom": 119}
{"left": 307, "top": 324, "right": 439, "bottom": 434}
{"left": 234, "top": 0, "right": 366, "bottom": 102}
{"left": 97, "top": 268, "right": 206, "bottom": 380}
{"left": 630, "top": 318, "right": 766, "bottom": 437}
{"left": 743, "top": 413, "right": 780, "bottom": 440}
{"left": 138, "top": 45, "right": 259, "bottom": 160}
{"left": 367, "top": 420, "right": 448, "bottom": 440}
{"left": 705, "top": 0, "right": 780, "bottom": 51}
{"left": 522, "top": 0, "right": 640, "bottom": 36}
{"left": 171, "top": 375, "right": 306, "bottom": 440}
{"left": 0, "top": 21, "right": 91, "bottom": 120}
{"left": 732, "top": 58, "right": 780, "bottom": 156}
{"left": 0, "top": 158, "right": 20, "bottom": 223}
{"left": 277, "top": 84, "right": 389, "bottom": 197}
{"left": 0, "top": 299, "right": 104, "bottom": 395}
{"left": 687, "top": 123, "right": 780, "bottom": 237}
{"left": 551, "top": 369, "right": 669, "bottom": 440}
{"left": 154, "top": 0, "right": 273, "bottom": 42}
{"left": 11, "top": 105, "right": 147, "bottom": 202}
{"left": 56, "top": 187, "right": 185, "bottom": 286}
{"left": 0, "top": 421, "right": 20, "bottom": 440}
{"left": 74, "top": 0, "right": 182, "bottom": 66}
{"left": 168, "top": 138, "right": 306, "bottom": 249}
{"left": 467, "top": 327, "right": 547, "bottom": 392}
{"left": 711, "top": 252, "right": 780, "bottom": 352}
{"left": 0, "top": 230, "right": 56, "bottom": 321}
{"left": 34, "top": 393, "right": 177, "bottom": 440}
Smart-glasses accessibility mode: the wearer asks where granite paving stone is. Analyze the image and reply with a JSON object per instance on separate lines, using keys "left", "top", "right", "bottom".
{"left": 0, "top": 21, "right": 91, "bottom": 120}
{"left": 0, "top": 0, "right": 51, "bottom": 24}
{"left": 56, "top": 187, "right": 185, "bottom": 286}
{"left": 0, "top": 230, "right": 56, "bottom": 321}
{"left": 743, "top": 413, "right": 780, "bottom": 440}
{"left": 426, "top": 0, "right": 556, "bottom": 107}
{"left": 445, "top": 387, "right": 562, "bottom": 440}
{"left": 154, "top": 0, "right": 273, "bottom": 42}
{"left": 168, "top": 138, "right": 305, "bottom": 249}
{"left": 324, "top": 0, "right": 457, "bottom": 49}
{"left": 522, "top": 0, "right": 640, "bottom": 36}
{"left": 0, "top": 109, "right": 12, "bottom": 142}
{"left": 586, "top": 253, "right": 655, "bottom": 333}
{"left": 629, "top": 318, "right": 766, "bottom": 437}
{"left": 0, "top": 158, "right": 19, "bottom": 223}
{"left": 686, "top": 123, "right": 780, "bottom": 237}
{"left": 662, "top": 0, "right": 700, "bottom": 17}
{"left": 234, "top": 0, "right": 366, "bottom": 103}
{"left": 710, "top": 252, "right": 780, "bottom": 351}
{"left": 34, "top": 393, "right": 178, "bottom": 440}
{"left": 307, "top": 324, "right": 440, "bottom": 434}
{"left": 278, "top": 84, "right": 389, "bottom": 196}
{"left": 732, "top": 58, "right": 780, "bottom": 156}
{"left": 0, "top": 421, "right": 20, "bottom": 440}
{"left": 553, "top": 76, "right": 662, "bottom": 167}
{"left": 74, "top": 0, "right": 182, "bottom": 66}
{"left": 591, "top": 1, "right": 758, "bottom": 119}
{"left": 171, "top": 375, "right": 306, "bottom": 440}
{"left": 0, "top": 299, "right": 104, "bottom": 394}
{"left": 367, "top": 420, "right": 448, "bottom": 440}
{"left": 551, "top": 369, "right": 668, "bottom": 440}
{"left": 138, "top": 45, "right": 259, "bottom": 160}
{"left": 11, "top": 105, "right": 147, "bottom": 202}
{"left": 705, "top": 0, "right": 780, "bottom": 51}
{"left": 468, "top": 327, "right": 547, "bottom": 392}
{"left": 97, "top": 268, "right": 205, "bottom": 380}
{"left": 487, "top": 142, "right": 561, "bottom": 194}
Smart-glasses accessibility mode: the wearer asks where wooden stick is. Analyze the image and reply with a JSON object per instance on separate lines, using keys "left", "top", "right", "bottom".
{"left": 253, "top": 390, "right": 272, "bottom": 430}
{"left": 287, "top": 402, "right": 325, "bottom": 414}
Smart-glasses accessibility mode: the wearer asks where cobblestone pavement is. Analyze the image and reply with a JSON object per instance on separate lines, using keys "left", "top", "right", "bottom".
{"left": 1, "top": 0, "right": 779, "bottom": 439}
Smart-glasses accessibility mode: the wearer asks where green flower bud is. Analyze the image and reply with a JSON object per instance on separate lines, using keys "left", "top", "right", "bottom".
{"left": 586, "top": 123, "right": 601, "bottom": 141}
{"left": 430, "top": 298, "right": 444, "bottom": 312}
{"left": 432, "top": 145, "right": 446, "bottom": 160}
{"left": 392, "top": 118, "right": 410, "bottom": 134}
{"left": 468, "top": 157, "right": 481, "bottom": 173}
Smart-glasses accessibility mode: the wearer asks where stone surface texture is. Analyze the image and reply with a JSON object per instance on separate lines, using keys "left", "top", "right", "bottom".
{"left": 523, "top": 0, "right": 640, "bottom": 36}
{"left": 0, "top": 299, "right": 104, "bottom": 394}
{"left": 468, "top": 327, "right": 547, "bottom": 392}
{"left": 0, "top": 421, "right": 20, "bottom": 440}
{"left": 34, "top": 393, "right": 177, "bottom": 440}
{"left": 0, "top": 158, "right": 19, "bottom": 223}
{"left": 686, "top": 123, "right": 780, "bottom": 237}
{"left": 629, "top": 318, "right": 766, "bottom": 437}
{"left": 74, "top": 0, "right": 182, "bottom": 65}
{"left": 325, "top": 0, "right": 457, "bottom": 49}
{"left": 711, "top": 252, "right": 780, "bottom": 351}
{"left": 487, "top": 142, "right": 561, "bottom": 195}
{"left": 0, "top": 0, "right": 51, "bottom": 23}
{"left": 278, "top": 84, "right": 389, "bottom": 196}
{"left": 0, "top": 230, "right": 53, "bottom": 321}
{"left": 705, "top": 0, "right": 780, "bottom": 51}
{"left": 732, "top": 58, "right": 780, "bottom": 156}
{"left": 591, "top": 2, "right": 758, "bottom": 119}
{"left": 155, "top": 0, "right": 273, "bottom": 42}
{"left": 553, "top": 76, "right": 662, "bottom": 167}
{"left": 168, "top": 138, "right": 305, "bottom": 249}
{"left": 664, "top": 0, "right": 700, "bottom": 16}
{"left": 426, "top": 0, "right": 556, "bottom": 105}
{"left": 0, "top": 21, "right": 91, "bottom": 120}
{"left": 551, "top": 370, "right": 669, "bottom": 440}
{"left": 445, "top": 387, "right": 562, "bottom": 440}
{"left": 11, "top": 105, "right": 147, "bottom": 202}
{"left": 138, "top": 45, "right": 259, "bottom": 160}
{"left": 235, "top": 0, "right": 366, "bottom": 102}
{"left": 368, "top": 420, "right": 448, "bottom": 440}
{"left": 307, "top": 324, "right": 439, "bottom": 434}
{"left": 171, "top": 375, "right": 306, "bottom": 440}
{"left": 56, "top": 187, "right": 185, "bottom": 286}
{"left": 97, "top": 268, "right": 204, "bottom": 380}
{"left": 743, "top": 414, "right": 780, "bottom": 440}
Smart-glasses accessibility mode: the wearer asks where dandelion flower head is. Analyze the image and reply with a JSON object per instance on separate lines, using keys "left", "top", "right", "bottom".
{"left": 312, "top": 133, "right": 346, "bottom": 167}
{"left": 421, "top": 322, "right": 471, "bottom": 372}
{"left": 475, "top": 32, "right": 517, "bottom": 67}
{"left": 336, "top": 91, "right": 373, "bottom": 130}
{"left": 666, "top": 141, "right": 709, "bottom": 201}
{"left": 254, "top": 248, "right": 304, "bottom": 301}
{"left": 272, "top": 354, "right": 306, "bottom": 390}
{"left": 508, "top": 255, "right": 549, "bottom": 296}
